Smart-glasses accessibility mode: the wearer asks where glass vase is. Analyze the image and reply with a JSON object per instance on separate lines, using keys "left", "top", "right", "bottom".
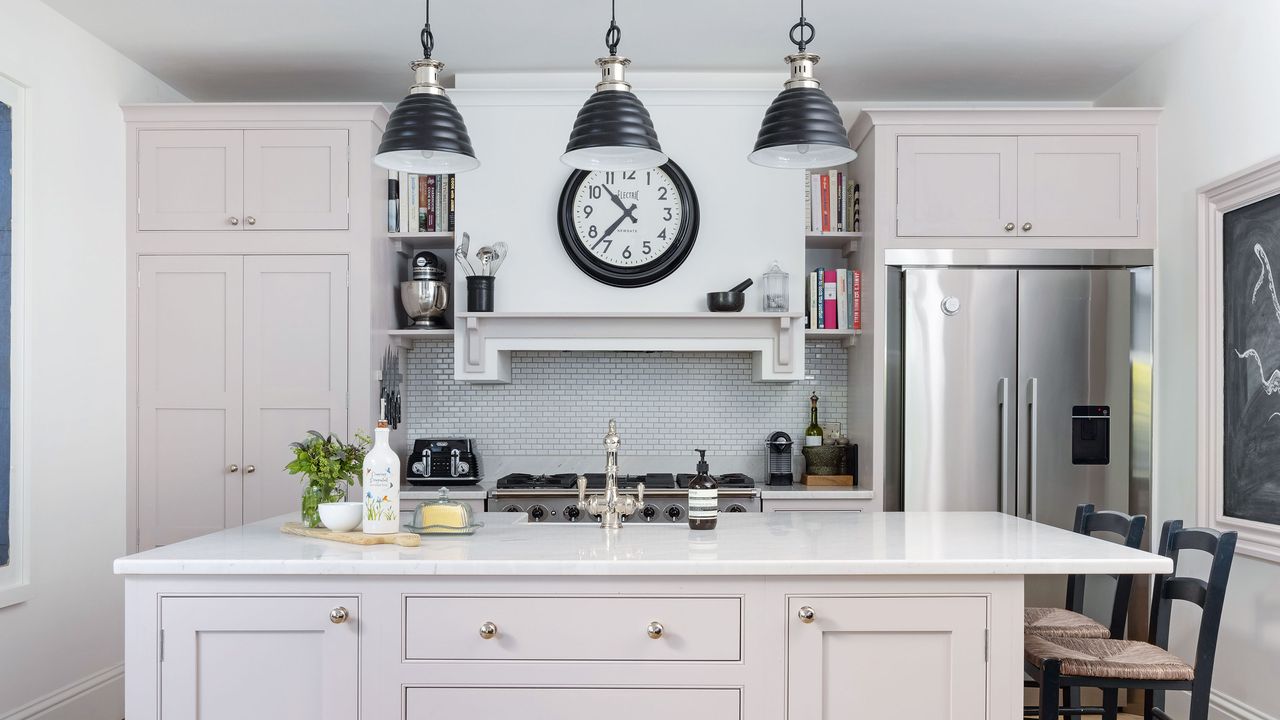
{"left": 302, "top": 483, "right": 349, "bottom": 528}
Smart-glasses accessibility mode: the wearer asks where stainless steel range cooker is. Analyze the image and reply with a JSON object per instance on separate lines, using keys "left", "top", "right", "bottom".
{"left": 492, "top": 472, "right": 761, "bottom": 522}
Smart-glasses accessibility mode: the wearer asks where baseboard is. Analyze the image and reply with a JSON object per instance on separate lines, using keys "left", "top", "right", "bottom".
{"left": 1211, "top": 689, "right": 1277, "bottom": 720}
{"left": 0, "top": 664, "right": 123, "bottom": 720}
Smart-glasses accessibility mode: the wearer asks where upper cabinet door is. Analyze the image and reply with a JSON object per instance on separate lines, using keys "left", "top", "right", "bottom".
{"left": 897, "top": 136, "right": 1018, "bottom": 237}
{"left": 137, "top": 255, "right": 244, "bottom": 548}
{"left": 1017, "top": 136, "right": 1138, "bottom": 237}
{"left": 243, "top": 129, "right": 349, "bottom": 230}
{"left": 137, "top": 130, "right": 244, "bottom": 231}
{"left": 241, "top": 255, "right": 349, "bottom": 524}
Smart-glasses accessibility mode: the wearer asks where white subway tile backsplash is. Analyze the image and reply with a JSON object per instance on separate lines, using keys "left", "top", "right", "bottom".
{"left": 405, "top": 342, "right": 848, "bottom": 458}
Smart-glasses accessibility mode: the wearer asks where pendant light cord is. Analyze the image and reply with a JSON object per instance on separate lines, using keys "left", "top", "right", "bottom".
{"left": 790, "top": 0, "right": 815, "bottom": 52}
{"left": 605, "top": 0, "right": 621, "bottom": 56}
{"left": 420, "top": 0, "right": 435, "bottom": 59}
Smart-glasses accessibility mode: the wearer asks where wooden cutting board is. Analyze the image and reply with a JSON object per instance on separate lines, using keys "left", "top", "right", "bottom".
{"left": 280, "top": 522, "right": 420, "bottom": 547}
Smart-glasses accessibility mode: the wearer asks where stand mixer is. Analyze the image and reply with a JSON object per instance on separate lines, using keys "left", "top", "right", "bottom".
{"left": 400, "top": 251, "right": 449, "bottom": 328}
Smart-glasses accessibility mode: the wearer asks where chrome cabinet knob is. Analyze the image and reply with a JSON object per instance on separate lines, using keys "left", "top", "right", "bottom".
{"left": 329, "top": 606, "right": 348, "bottom": 624}
{"left": 647, "top": 621, "right": 664, "bottom": 639}
{"left": 798, "top": 606, "right": 816, "bottom": 623}
{"left": 479, "top": 621, "right": 498, "bottom": 639}
{"left": 1022, "top": 222, "right": 1033, "bottom": 232}
{"left": 228, "top": 216, "right": 240, "bottom": 226}
{"left": 228, "top": 464, "right": 239, "bottom": 473}
{"left": 245, "top": 465, "right": 256, "bottom": 474}
{"left": 246, "top": 216, "right": 257, "bottom": 226}
{"left": 1004, "top": 222, "right": 1015, "bottom": 232}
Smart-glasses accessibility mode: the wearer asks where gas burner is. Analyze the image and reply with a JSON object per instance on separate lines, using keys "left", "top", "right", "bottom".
{"left": 676, "top": 472, "right": 756, "bottom": 489}
{"left": 582, "top": 473, "right": 675, "bottom": 490}
{"left": 496, "top": 473, "right": 579, "bottom": 490}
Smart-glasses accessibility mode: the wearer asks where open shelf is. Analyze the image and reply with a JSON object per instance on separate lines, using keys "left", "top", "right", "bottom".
{"left": 805, "top": 327, "right": 862, "bottom": 348}
{"left": 805, "top": 232, "right": 861, "bottom": 255}
{"left": 388, "top": 232, "right": 454, "bottom": 254}
{"left": 388, "top": 327, "right": 453, "bottom": 349}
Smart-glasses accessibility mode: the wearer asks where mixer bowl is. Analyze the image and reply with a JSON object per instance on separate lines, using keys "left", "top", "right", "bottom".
{"left": 400, "top": 279, "right": 449, "bottom": 328}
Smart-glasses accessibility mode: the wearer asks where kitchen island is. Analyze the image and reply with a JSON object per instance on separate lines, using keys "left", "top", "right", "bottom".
{"left": 115, "top": 511, "right": 1169, "bottom": 720}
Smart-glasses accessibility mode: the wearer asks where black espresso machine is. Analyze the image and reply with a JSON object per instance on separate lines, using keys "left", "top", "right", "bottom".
{"left": 405, "top": 438, "right": 480, "bottom": 485}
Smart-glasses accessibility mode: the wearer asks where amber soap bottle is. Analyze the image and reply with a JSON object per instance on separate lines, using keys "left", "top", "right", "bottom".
{"left": 687, "top": 449, "right": 718, "bottom": 530}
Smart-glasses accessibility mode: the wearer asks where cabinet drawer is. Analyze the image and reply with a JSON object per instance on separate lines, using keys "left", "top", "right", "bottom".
{"left": 405, "top": 687, "right": 741, "bottom": 719}
{"left": 404, "top": 596, "right": 742, "bottom": 662}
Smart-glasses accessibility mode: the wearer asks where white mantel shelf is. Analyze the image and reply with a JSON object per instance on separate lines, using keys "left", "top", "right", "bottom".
{"left": 453, "top": 311, "right": 807, "bottom": 383}
{"left": 114, "top": 511, "right": 1171, "bottom": 577}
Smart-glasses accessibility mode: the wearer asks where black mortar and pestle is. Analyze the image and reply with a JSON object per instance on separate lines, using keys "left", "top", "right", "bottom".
{"left": 707, "top": 278, "right": 754, "bottom": 312}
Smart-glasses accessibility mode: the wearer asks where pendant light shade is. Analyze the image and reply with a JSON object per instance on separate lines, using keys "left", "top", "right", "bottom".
{"left": 749, "top": 5, "right": 856, "bottom": 169}
{"left": 562, "top": 2, "right": 666, "bottom": 171}
{"left": 375, "top": 2, "right": 479, "bottom": 174}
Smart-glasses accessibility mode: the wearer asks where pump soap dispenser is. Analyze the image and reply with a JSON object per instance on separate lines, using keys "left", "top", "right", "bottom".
{"left": 687, "top": 449, "right": 718, "bottom": 530}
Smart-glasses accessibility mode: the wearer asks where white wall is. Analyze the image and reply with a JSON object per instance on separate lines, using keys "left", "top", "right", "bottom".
{"left": 0, "top": 0, "right": 184, "bottom": 717}
{"left": 1098, "top": 2, "right": 1280, "bottom": 717}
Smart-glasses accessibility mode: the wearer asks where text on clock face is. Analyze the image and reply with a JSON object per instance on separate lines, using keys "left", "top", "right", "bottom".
{"left": 571, "top": 168, "right": 684, "bottom": 268}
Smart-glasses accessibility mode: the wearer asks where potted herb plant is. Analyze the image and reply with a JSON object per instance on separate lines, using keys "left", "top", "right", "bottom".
{"left": 286, "top": 430, "right": 371, "bottom": 528}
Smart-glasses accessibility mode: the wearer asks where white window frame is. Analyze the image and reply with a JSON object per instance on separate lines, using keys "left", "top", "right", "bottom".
{"left": 0, "top": 75, "right": 29, "bottom": 607}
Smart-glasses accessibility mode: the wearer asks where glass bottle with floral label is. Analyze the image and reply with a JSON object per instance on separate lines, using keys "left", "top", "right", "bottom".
{"left": 362, "top": 401, "right": 401, "bottom": 534}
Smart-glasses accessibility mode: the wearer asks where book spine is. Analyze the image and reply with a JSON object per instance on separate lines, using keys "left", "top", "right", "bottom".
{"left": 836, "top": 269, "right": 849, "bottom": 329}
{"left": 853, "top": 270, "right": 862, "bottom": 330}
{"left": 387, "top": 170, "right": 399, "bottom": 232}
{"left": 836, "top": 171, "right": 844, "bottom": 232}
{"left": 398, "top": 172, "right": 410, "bottom": 233}
{"left": 803, "top": 172, "right": 812, "bottom": 232}
{"left": 447, "top": 175, "right": 456, "bottom": 232}
{"left": 409, "top": 175, "right": 419, "bottom": 232}
{"left": 852, "top": 183, "right": 861, "bottom": 232}
{"left": 426, "top": 175, "right": 437, "bottom": 232}
{"left": 815, "top": 269, "right": 824, "bottom": 329}
{"left": 822, "top": 269, "right": 838, "bottom": 329}
{"left": 810, "top": 173, "right": 821, "bottom": 232}
{"left": 820, "top": 175, "right": 830, "bottom": 232}
{"left": 435, "top": 174, "right": 444, "bottom": 232}
{"left": 807, "top": 271, "right": 818, "bottom": 329}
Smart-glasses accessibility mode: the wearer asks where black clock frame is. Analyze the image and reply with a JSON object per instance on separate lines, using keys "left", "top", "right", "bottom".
{"left": 556, "top": 159, "right": 700, "bottom": 288}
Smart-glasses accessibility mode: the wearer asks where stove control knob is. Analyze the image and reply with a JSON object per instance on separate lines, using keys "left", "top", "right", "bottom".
{"left": 563, "top": 505, "right": 581, "bottom": 522}
{"left": 502, "top": 504, "right": 524, "bottom": 513}
{"left": 641, "top": 504, "right": 658, "bottom": 522}
{"left": 529, "top": 505, "right": 547, "bottom": 522}
{"left": 665, "top": 505, "right": 684, "bottom": 522}
{"left": 726, "top": 504, "right": 747, "bottom": 513}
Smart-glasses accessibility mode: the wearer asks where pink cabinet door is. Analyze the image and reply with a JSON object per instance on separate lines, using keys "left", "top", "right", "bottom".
{"left": 787, "top": 595, "right": 988, "bottom": 719}
{"left": 161, "top": 596, "right": 358, "bottom": 720}
{"left": 241, "top": 255, "right": 349, "bottom": 523}
{"left": 897, "top": 136, "right": 1018, "bottom": 237}
{"left": 1017, "top": 135, "right": 1139, "bottom": 237}
{"left": 137, "top": 256, "right": 244, "bottom": 547}
{"left": 137, "top": 130, "right": 244, "bottom": 231}
{"left": 243, "top": 129, "right": 349, "bottom": 230}
{"left": 406, "top": 687, "right": 741, "bottom": 720}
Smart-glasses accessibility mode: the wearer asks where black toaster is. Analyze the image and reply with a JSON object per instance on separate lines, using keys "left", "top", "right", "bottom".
{"left": 405, "top": 438, "right": 480, "bottom": 486}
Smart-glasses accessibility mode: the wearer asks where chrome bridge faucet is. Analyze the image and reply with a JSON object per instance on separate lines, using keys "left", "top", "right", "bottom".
{"left": 577, "top": 419, "right": 644, "bottom": 529}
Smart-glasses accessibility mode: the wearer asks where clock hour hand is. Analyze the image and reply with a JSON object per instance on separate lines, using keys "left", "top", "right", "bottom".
{"left": 603, "top": 185, "right": 639, "bottom": 223}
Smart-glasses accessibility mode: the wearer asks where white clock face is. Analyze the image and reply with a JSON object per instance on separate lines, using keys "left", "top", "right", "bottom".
{"left": 571, "top": 168, "right": 684, "bottom": 268}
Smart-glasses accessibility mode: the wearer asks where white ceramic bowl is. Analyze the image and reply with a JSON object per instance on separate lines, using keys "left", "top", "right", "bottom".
{"left": 318, "top": 502, "right": 363, "bottom": 532}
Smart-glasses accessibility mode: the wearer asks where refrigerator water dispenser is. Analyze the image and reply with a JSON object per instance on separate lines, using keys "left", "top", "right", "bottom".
{"left": 1071, "top": 406, "right": 1111, "bottom": 465}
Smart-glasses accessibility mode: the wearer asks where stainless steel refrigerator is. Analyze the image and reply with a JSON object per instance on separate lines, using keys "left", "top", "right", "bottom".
{"left": 886, "top": 251, "right": 1154, "bottom": 610}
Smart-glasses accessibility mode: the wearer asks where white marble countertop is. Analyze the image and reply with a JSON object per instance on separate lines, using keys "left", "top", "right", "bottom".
{"left": 115, "top": 511, "right": 1171, "bottom": 577}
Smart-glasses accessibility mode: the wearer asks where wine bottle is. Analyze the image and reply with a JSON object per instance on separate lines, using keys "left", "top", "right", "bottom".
{"left": 805, "top": 393, "right": 823, "bottom": 447}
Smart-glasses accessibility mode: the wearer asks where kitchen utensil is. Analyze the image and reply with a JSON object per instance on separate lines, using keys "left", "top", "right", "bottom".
{"left": 317, "top": 502, "right": 363, "bottom": 532}
{"left": 379, "top": 347, "right": 402, "bottom": 429}
{"left": 453, "top": 244, "right": 475, "bottom": 277}
{"left": 280, "top": 522, "right": 420, "bottom": 547}
{"left": 476, "top": 246, "right": 497, "bottom": 276}
{"left": 706, "top": 278, "right": 753, "bottom": 312}
{"left": 489, "top": 241, "right": 508, "bottom": 276}
{"left": 459, "top": 231, "right": 472, "bottom": 259}
{"left": 766, "top": 431, "right": 794, "bottom": 486}
{"left": 467, "top": 275, "right": 494, "bottom": 312}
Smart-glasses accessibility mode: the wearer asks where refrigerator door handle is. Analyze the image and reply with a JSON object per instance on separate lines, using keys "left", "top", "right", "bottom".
{"left": 1027, "top": 377, "right": 1040, "bottom": 521}
{"left": 998, "top": 377, "right": 1009, "bottom": 514}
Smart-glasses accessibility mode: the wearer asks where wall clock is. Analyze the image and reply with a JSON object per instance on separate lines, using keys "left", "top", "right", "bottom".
{"left": 557, "top": 160, "right": 700, "bottom": 288}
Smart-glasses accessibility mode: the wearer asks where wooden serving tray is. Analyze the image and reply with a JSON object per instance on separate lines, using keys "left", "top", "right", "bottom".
{"left": 801, "top": 474, "right": 855, "bottom": 487}
{"left": 280, "top": 522, "right": 420, "bottom": 547}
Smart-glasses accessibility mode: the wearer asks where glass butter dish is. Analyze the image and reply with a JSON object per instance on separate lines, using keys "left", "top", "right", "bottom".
{"left": 403, "top": 488, "right": 484, "bottom": 535}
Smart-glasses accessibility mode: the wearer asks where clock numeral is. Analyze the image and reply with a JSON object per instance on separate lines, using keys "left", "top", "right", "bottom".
{"left": 589, "top": 185, "right": 602, "bottom": 199}
{"left": 605, "top": 172, "right": 616, "bottom": 184}
{"left": 663, "top": 207, "right": 673, "bottom": 221}
{"left": 622, "top": 246, "right": 633, "bottom": 259}
{"left": 591, "top": 237, "right": 613, "bottom": 253}
{"left": 658, "top": 187, "right": 669, "bottom": 201}
{"left": 623, "top": 171, "right": 636, "bottom": 180}
{"left": 642, "top": 241, "right": 652, "bottom": 255}
{"left": 588, "top": 225, "right": 598, "bottom": 239}
{"left": 583, "top": 205, "right": 594, "bottom": 218}
{"left": 646, "top": 171, "right": 652, "bottom": 186}
{"left": 657, "top": 229, "right": 668, "bottom": 241}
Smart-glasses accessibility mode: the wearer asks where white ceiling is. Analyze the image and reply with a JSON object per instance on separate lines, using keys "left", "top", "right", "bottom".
{"left": 44, "top": 0, "right": 1217, "bottom": 102}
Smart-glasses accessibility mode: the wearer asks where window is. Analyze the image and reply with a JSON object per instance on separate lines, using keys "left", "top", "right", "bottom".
{"left": 0, "top": 75, "right": 24, "bottom": 605}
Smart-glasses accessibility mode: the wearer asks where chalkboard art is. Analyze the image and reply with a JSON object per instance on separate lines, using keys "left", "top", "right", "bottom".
{"left": 1224, "top": 191, "right": 1280, "bottom": 527}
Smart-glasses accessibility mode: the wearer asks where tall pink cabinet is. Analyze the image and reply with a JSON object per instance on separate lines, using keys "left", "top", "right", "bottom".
{"left": 125, "top": 104, "right": 392, "bottom": 550}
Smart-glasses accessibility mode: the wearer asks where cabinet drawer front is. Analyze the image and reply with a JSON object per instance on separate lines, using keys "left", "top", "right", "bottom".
{"left": 405, "top": 596, "right": 742, "bottom": 662}
{"left": 405, "top": 687, "right": 741, "bottom": 719}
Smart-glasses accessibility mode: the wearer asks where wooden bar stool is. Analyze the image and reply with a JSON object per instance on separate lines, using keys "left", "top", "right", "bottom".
{"left": 1024, "top": 520, "right": 1238, "bottom": 720}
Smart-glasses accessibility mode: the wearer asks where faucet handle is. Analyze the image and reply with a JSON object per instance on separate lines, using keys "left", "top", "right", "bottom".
{"left": 576, "top": 474, "right": 588, "bottom": 510}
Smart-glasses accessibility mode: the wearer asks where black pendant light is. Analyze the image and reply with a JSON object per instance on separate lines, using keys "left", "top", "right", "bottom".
{"left": 375, "top": 0, "right": 479, "bottom": 174}
{"left": 562, "top": 0, "right": 666, "bottom": 171}
{"left": 749, "top": 0, "right": 856, "bottom": 169}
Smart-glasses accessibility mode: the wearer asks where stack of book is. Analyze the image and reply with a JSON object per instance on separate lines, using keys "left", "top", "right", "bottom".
{"left": 804, "top": 171, "right": 859, "bottom": 233}
{"left": 806, "top": 268, "right": 862, "bottom": 331}
{"left": 387, "top": 171, "right": 455, "bottom": 233}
